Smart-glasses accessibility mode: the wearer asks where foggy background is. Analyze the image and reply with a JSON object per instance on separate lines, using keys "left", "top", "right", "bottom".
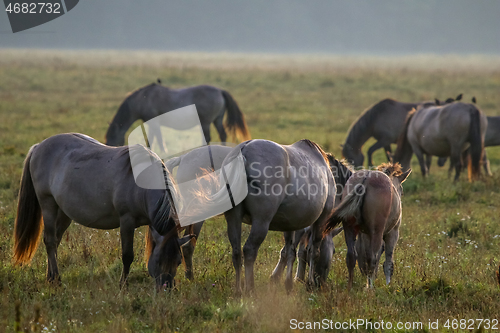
{"left": 0, "top": 0, "right": 499, "bottom": 55}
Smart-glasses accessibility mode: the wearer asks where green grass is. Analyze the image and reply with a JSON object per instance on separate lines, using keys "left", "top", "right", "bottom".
{"left": 1, "top": 49, "right": 500, "bottom": 332}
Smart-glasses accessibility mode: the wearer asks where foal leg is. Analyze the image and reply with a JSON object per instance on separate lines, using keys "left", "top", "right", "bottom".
{"left": 366, "top": 233, "right": 384, "bottom": 289}
{"left": 383, "top": 224, "right": 400, "bottom": 285}
{"left": 344, "top": 223, "right": 358, "bottom": 291}
{"left": 225, "top": 205, "right": 243, "bottom": 296}
{"left": 119, "top": 215, "right": 136, "bottom": 287}
{"left": 181, "top": 221, "right": 204, "bottom": 280}
{"left": 213, "top": 114, "right": 227, "bottom": 144}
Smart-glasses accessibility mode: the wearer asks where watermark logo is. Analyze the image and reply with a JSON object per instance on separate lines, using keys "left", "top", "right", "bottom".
{"left": 127, "top": 104, "right": 248, "bottom": 227}
{"left": 4, "top": 0, "right": 79, "bottom": 33}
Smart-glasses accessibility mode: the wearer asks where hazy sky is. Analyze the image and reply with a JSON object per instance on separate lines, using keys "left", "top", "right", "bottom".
{"left": 1, "top": 0, "right": 499, "bottom": 54}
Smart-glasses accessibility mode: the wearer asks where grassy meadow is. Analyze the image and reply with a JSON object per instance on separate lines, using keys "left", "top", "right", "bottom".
{"left": 0, "top": 49, "right": 500, "bottom": 332}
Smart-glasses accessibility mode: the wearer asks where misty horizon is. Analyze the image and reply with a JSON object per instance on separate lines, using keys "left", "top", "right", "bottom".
{"left": 1, "top": 1, "right": 499, "bottom": 55}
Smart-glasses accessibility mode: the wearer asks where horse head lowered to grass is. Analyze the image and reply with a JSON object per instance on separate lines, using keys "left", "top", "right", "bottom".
{"left": 105, "top": 83, "right": 250, "bottom": 147}
{"left": 13, "top": 133, "right": 193, "bottom": 289}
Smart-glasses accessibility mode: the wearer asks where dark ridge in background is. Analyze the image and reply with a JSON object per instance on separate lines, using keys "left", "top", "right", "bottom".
{"left": 0, "top": 0, "right": 499, "bottom": 55}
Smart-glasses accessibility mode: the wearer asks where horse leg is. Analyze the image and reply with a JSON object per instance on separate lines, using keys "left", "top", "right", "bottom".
{"left": 270, "top": 231, "right": 292, "bottom": 283}
{"left": 243, "top": 218, "right": 272, "bottom": 293}
{"left": 366, "top": 232, "right": 384, "bottom": 289}
{"left": 412, "top": 146, "right": 428, "bottom": 177}
{"left": 344, "top": 223, "right": 358, "bottom": 291}
{"left": 55, "top": 211, "right": 72, "bottom": 248}
{"left": 483, "top": 151, "right": 492, "bottom": 176}
{"left": 367, "top": 140, "right": 388, "bottom": 167}
{"left": 383, "top": 224, "right": 400, "bottom": 285}
{"left": 450, "top": 148, "right": 463, "bottom": 181}
{"left": 213, "top": 114, "right": 227, "bottom": 144}
{"left": 119, "top": 215, "right": 136, "bottom": 287}
{"left": 295, "top": 238, "right": 308, "bottom": 283}
{"left": 225, "top": 205, "right": 243, "bottom": 296}
{"left": 201, "top": 123, "right": 211, "bottom": 145}
{"left": 284, "top": 231, "right": 302, "bottom": 292}
{"left": 384, "top": 145, "right": 392, "bottom": 162}
{"left": 425, "top": 154, "right": 432, "bottom": 174}
{"left": 40, "top": 199, "right": 63, "bottom": 284}
{"left": 181, "top": 221, "right": 204, "bottom": 280}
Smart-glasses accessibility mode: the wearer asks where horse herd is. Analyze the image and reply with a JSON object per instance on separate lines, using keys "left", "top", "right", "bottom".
{"left": 12, "top": 81, "right": 493, "bottom": 294}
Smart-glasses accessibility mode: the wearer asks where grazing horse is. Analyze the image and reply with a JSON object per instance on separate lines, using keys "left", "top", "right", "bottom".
{"left": 438, "top": 114, "right": 499, "bottom": 176}
{"left": 192, "top": 139, "right": 336, "bottom": 294}
{"left": 13, "top": 133, "right": 193, "bottom": 289}
{"left": 105, "top": 83, "right": 250, "bottom": 146}
{"left": 394, "top": 102, "right": 487, "bottom": 181}
{"left": 342, "top": 95, "right": 462, "bottom": 167}
{"left": 270, "top": 155, "right": 351, "bottom": 290}
{"left": 324, "top": 163, "right": 411, "bottom": 289}
{"left": 165, "top": 144, "right": 233, "bottom": 280}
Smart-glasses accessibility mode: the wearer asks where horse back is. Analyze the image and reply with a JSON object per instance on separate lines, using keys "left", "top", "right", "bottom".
{"left": 29, "top": 133, "right": 142, "bottom": 227}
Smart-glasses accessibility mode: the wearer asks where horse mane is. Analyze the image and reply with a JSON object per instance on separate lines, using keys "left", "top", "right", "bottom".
{"left": 299, "top": 139, "right": 330, "bottom": 167}
{"left": 376, "top": 162, "right": 403, "bottom": 177}
{"left": 326, "top": 153, "right": 353, "bottom": 186}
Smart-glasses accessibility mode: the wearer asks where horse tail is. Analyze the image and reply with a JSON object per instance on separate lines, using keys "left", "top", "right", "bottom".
{"left": 323, "top": 182, "right": 366, "bottom": 236}
{"left": 393, "top": 109, "right": 416, "bottom": 164}
{"left": 145, "top": 227, "right": 154, "bottom": 264}
{"left": 467, "top": 106, "right": 483, "bottom": 181}
{"left": 13, "top": 145, "right": 43, "bottom": 265}
{"left": 221, "top": 90, "right": 251, "bottom": 142}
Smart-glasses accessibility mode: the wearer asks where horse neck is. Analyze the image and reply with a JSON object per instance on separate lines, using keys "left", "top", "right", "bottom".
{"left": 146, "top": 189, "right": 176, "bottom": 234}
{"left": 345, "top": 118, "right": 374, "bottom": 152}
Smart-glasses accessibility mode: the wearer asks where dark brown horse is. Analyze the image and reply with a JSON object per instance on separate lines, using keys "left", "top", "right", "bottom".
{"left": 324, "top": 163, "right": 411, "bottom": 289}
{"left": 342, "top": 95, "right": 462, "bottom": 167}
{"left": 105, "top": 82, "right": 250, "bottom": 146}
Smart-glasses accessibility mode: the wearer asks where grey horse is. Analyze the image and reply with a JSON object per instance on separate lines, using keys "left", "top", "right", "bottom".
{"left": 438, "top": 113, "right": 499, "bottom": 176}
{"left": 270, "top": 155, "right": 351, "bottom": 290}
{"left": 342, "top": 95, "right": 462, "bottom": 167}
{"left": 193, "top": 139, "right": 336, "bottom": 294}
{"left": 105, "top": 82, "right": 250, "bottom": 146}
{"left": 394, "top": 102, "right": 487, "bottom": 181}
{"left": 324, "top": 163, "right": 411, "bottom": 289}
{"left": 13, "top": 133, "right": 193, "bottom": 289}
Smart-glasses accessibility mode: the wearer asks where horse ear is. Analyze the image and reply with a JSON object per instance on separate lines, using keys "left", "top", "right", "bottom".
{"left": 397, "top": 169, "right": 412, "bottom": 183}
{"left": 456, "top": 93, "right": 463, "bottom": 101}
{"left": 157, "top": 78, "right": 162, "bottom": 84}
{"left": 472, "top": 97, "right": 477, "bottom": 104}
{"left": 178, "top": 234, "right": 196, "bottom": 248}
{"left": 149, "top": 226, "right": 164, "bottom": 244}
{"left": 435, "top": 98, "right": 440, "bottom": 105}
